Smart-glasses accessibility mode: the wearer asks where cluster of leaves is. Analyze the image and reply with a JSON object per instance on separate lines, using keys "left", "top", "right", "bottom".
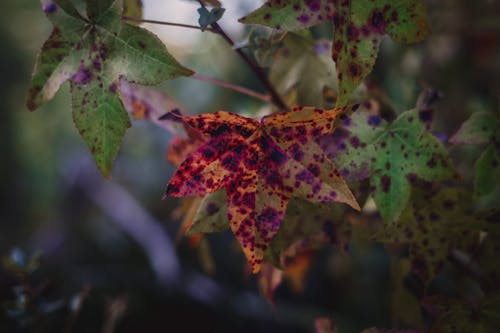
{"left": 27, "top": 0, "right": 499, "bottom": 332}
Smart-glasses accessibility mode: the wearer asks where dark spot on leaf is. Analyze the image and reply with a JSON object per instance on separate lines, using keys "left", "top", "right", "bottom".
{"left": 43, "top": 2, "right": 57, "bottom": 13}
{"left": 380, "top": 175, "right": 391, "bottom": 192}
{"left": 71, "top": 65, "right": 93, "bottom": 84}
{"left": 367, "top": 115, "right": 381, "bottom": 126}
{"left": 206, "top": 202, "right": 219, "bottom": 216}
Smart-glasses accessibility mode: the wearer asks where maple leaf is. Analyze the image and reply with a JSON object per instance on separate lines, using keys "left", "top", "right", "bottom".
{"left": 239, "top": 0, "right": 430, "bottom": 106}
{"left": 321, "top": 108, "right": 453, "bottom": 222}
{"left": 27, "top": 0, "right": 193, "bottom": 177}
{"left": 164, "top": 105, "right": 360, "bottom": 273}
{"left": 450, "top": 111, "right": 500, "bottom": 214}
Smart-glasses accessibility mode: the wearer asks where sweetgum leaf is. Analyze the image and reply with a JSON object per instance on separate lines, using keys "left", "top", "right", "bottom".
{"left": 265, "top": 198, "right": 350, "bottom": 267}
{"left": 269, "top": 33, "right": 338, "bottom": 108}
{"left": 376, "top": 188, "right": 480, "bottom": 284}
{"left": 164, "top": 105, "right": 360, "bottom": 273}
{"left": 449, "top": 112, "right": 498, "bottom": 145}
{"left": 239, "top": 0, "right": 430, "bottom": 106}
{"left": 322, "top": 109, "right": 453, "bottom": 222}
{"left": 450, "top": 112, "right": 500, "bottom": 214}
{"left": 27, "top": 0, "right": 193, "bottom": 177}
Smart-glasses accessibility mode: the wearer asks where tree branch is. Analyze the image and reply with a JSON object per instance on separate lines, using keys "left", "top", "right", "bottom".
{"left": 122, "top": 16, "right": 216, "bottom": 33}
{"left": 197, "top": 1, "right": 289, "bottom": 111}
{"left": 192, "top": 73, "right": 271, "bottom": 104}
{"left": 211, "top": 23, "right": 288, "bottom": 110}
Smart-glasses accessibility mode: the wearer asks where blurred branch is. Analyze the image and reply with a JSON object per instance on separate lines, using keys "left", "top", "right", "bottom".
{"left": 192, "top": 73, "right": 272, "bottom": 103}
{"left": 121, "top": 16, "right": 216, "bottom": 32}
{"left": 197, "top": 0, "right": 289, "bottom": 111}
{"left": 65, "top": 160, "right": 181, "bottom": 285}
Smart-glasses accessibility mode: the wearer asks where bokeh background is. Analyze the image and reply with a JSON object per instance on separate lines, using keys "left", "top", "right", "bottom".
{"left": 0, "top": 0, "right": 498, "bottom": 332}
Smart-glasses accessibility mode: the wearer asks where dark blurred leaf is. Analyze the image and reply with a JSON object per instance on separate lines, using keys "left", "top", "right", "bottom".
{"left": 197, "top": 6, "right": 225, "bottom": 31}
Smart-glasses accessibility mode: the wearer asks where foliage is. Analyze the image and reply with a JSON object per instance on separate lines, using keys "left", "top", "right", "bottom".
{"left": 20, "top": 0, "right": 500, "bottom": 332}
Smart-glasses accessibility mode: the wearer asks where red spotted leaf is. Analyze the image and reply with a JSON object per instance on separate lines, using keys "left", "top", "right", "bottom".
{"left": 164, "top": 105, "right": 360, "bottom": 273}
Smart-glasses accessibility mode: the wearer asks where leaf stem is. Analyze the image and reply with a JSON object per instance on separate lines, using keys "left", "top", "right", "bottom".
{"left": 192, "top": 73, "right": 271, "bottom": 104}
{"left": 121, "top": 16, "right": 216, "bottom": 33}
{"left": 197, "top": 1, "right": 289, "bottom": 111}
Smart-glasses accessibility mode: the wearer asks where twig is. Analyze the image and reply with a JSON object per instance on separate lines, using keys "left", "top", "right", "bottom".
{"left": 122, "top": 16, "right": 216, "bottom": 33}
{"left": 192, "top": 73, "right": 271, "bottom": 103}
{"left": 197, "top": 1, "right": 289, "bottom": 111}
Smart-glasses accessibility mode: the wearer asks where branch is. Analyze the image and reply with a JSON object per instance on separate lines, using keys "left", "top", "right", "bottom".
{"left": 212, "top": 24, "right": 288, "bottom": 110}
{"left": 122, "top": 16, "right": 216, "bottom": 33}
{"left": 197, "top": 1, "right": 289, "bottom": 111}
{"left": 192, "top": 73, "right": 271, "bottom": 104}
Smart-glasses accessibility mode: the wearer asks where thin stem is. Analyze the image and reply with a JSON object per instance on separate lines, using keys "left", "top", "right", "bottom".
{"left": 122, "top": 16, "right": 216, "bottom": 33}
{"left": 212, "top": 24, "right": 288, "bottom": 110}
{"left": 192, "top": 73, "right": 271, "bottom": 104}
{"left": 197, "top": 1, "right": 288, "bottom": 110}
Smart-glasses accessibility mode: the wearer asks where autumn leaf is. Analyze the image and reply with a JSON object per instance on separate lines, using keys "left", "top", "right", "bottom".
{"left": 239, "top": 0, "right": 430, "bottom": 106}
{"left": 27, "top": 0, "right": 193, "bottom": 177}
{"left": 164, "top": 105, "right": 360, "bottom": 273}
{"left": 450, "top": 111, "right": 500, "bottom": 214}
{"left": 321, "top": 108, "right": 453, "bottom": 222}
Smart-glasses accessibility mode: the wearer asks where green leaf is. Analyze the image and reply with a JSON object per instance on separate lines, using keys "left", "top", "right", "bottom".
{"left": 475, "top": 145, "right": 500, "bottom": 213}
{"left": 28, "top": 0, "right": 193, "bottom": 177}
{"left": 334, "top": 0, "right": 430, "bottom": 106}
{"left": 449, "top": 112, "right": 498, "bottom": 145}
{"left": 239, "top": 0, "right": 334, "bottom": 31}
{"left": 376, "top": 188, "right": 480, "bottom": 284}
{"left": 268, "top": 32, "right": 338, "bottom": 108}
{"left": 450, "top": 112, "right": 500, "bottom": 214}
{"left": 323, "top": 109, "right": 453, "bottom": 222}
{"left": 187, "top": 190, "right": 229, "bottom": 236}
{"left": 239, "top": 0, "right": 430, "bottom": 106}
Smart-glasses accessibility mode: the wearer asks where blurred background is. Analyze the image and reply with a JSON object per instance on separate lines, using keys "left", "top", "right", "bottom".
{"left": 0, "top": 0, "right": 498, "bottom": 332}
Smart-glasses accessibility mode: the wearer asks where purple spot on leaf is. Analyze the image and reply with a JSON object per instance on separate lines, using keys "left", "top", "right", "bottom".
{"left": 71, "top": 65, "right": 93, "bottom": 84}
{"left": 206, "top": 202, "right": 219, "bottom": 216}
{"left": 43, "top": 2, "right": 57, "bottom": 13}
{"left": 367, "top": 115, "right": 381, "bottom": 126}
